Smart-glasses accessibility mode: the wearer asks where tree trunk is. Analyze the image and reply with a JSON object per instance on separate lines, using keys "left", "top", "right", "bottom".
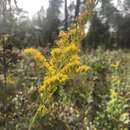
{"left": 64, "top": 0, "right": 68, "bottom": 31}
{"left": 75, "top": 0, "right": 80, "bottom": 19}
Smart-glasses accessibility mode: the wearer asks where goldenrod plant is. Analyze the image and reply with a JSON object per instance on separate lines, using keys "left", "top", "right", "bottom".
{"left": 95, "top": 61, "right": 129, "bottom": 130}
{"left": 24, "top": 0, "right": 97, "bottom": 129}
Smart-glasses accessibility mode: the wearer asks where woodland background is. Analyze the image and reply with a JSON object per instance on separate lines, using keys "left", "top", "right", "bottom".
{"left": 0, "top": 0, "right": 130, "bottom": 130}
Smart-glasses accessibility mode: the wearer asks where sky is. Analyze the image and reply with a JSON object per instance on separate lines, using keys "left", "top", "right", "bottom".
{"left": 17, "top": 0, "right": 122, "bottom": 18}
{"left": 17, "top": 0, "right": 49, "bottom": 17}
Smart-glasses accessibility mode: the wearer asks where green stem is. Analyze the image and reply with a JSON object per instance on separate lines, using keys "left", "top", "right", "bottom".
{"left": 28, "top": 109, "right": 39, "bottom": 130}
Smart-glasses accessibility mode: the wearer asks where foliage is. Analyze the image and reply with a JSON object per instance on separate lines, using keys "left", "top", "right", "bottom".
{"left": 1, "top": 0, "right": 130, "bottom": 130}
{"left": 1, "top": 48, "right": 130, "bottom": 130}
{"left": 83, "top": 13, "right": 110, "bottom": 49}
{"left": 95, "top": 60, "right": 129, "bottom": 130}
{"left": 0, "top": 34, "right": 20, "bottom": 86}
{"left": 23, "top": 0, "right": 97, "bottom": 129}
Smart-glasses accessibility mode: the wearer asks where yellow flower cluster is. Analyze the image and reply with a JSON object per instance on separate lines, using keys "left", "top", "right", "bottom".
{"left": 24, "top": 48, "right": 50, "bottom": 69}
{"left": 39, "top": 73, "right": 68, "bottom": 93}
{"left": 24, "top": 25, "right": 90, "bottom": 107}
{"left": 61, "top": 60, "right": 81, "bottom": 74}
{"left": 76, "top": 65, "right": 91, "bottom": 73}
{"left": 110, "top": 89, "right": 118, "bottom": 98}
{"left": 111, "top": 61, "right": 120, "bottom": 70}
{"left": 24, "top": 1, "right": 97, "bottom": 125}
{"left": 24, "top": 46, "right": 90, "bottom": 107}
{"left": 38, "top": 104, "right": 48, "bottom": 114}
{"left": 51, "top": 43, "right": 78, "bottom": 58}
{"left": 57, "top": 31, "right": 70, "bottom": 47}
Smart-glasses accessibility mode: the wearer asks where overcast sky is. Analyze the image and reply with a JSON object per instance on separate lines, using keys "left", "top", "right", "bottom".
{"left": 17, "top": 0, "right": 121, "bottom": 17}
{"left": 17, "top": 0, "right": 49, "bottom": 17}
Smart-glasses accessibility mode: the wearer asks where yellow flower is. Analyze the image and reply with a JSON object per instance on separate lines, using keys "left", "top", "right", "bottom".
{"left": 57, "top": 73, "right": 68, "bottom": 83}
{"left": 66, "top": 43, "right": 77, "bottom": 52}
{"left": 70, "top": 55, "right": 80, "bottom": 61}
{"left": 111, "top": 61, "right": 120, "bottom": 70}
{"left": 24, "top": 48, "right": 50, "bottom": 69}
{"left": 111, "top": 89, "right": 118, "bottom": 97}
{"left": 38, "top": 104, "right": 48, "bottom": 114}
{"left": 23, "top": 0, "right": 94, "bottom": 118}
{"left": 76, "top": 65, "right": 91, "bottom": 73}
{"left": 120, "top": 112, "right": 129, "bottom": 124}
{"left": 93, "top": 76, "right": 98, "bottom": 81}
{"left": 112, "top": 75, "right": 118, "bottom": 81}
{"left": 51, "top": 48, "right": 62, "bottom": 57}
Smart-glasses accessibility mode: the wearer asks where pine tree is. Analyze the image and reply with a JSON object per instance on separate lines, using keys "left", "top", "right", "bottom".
{"left": 44, "top": 0, "right": 63, "bottom": 46}
{"left": 64, "top": 0, "right": 68, "bottom": 31}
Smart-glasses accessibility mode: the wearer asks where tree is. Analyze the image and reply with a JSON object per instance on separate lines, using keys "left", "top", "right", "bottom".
{"left": 82, "top": 0, "right": 130, "bottom": 49}
{"left": 75, "top": 0, "right": 81, "bottom": 18}
{"left": 64, "top": 0, "right": 68, "bottom": 31}
{"left": 32, "top": 7, "right": 50, "bottom": 47}
{"left": 124, "top": 0, "right": 130, "bottom": 14}
{"left": 0, "top": 0, "right": 18, "bottom": 33}
{"left": 0, "top": 0, "right": 17, "bottom": 15}
{"left": 44, "top": 0, "right": 63, "bottom": 46}
{"left": 83, "top": 13, "right": 110, "bottom": 49}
